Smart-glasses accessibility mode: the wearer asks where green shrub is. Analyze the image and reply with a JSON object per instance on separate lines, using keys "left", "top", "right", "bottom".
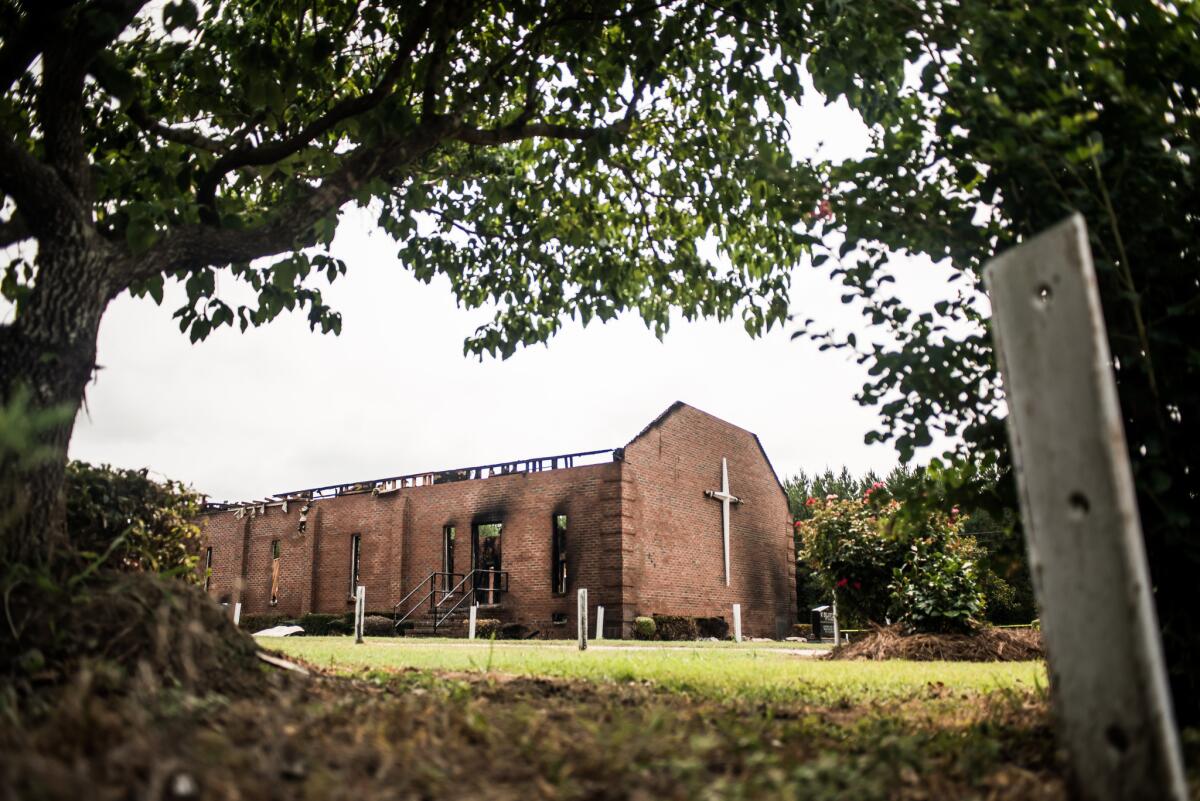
{"left": 797, "top": 488, "right": 986, "bottom": 633}
{"left": 65, "top": 460, "right": 203, "bottom": 579}
{"left": 498, "top": 622, "right": 532, "bottom": 640}
{"left": 632, "top": 616, "right": 656, "bottom": 640}
{"left": 793, "top": 623, "right": 813, "bottom": 640}
{"left": 796, "top": 492, "right": 905, "bottom": 625}
{"left": 890, "top": 534, "right": 987, "bottom": 633}
{"left": 696, "top": 617, "right": 729, "bottom": 639}
{"left": 298, "top": 613, "right": 344, "bottom": 636}
{"left": 361, "top": 615, "right": 394, "bottom": 637}
{"left": 327, "top": 619, "right": 352, "bottom": 635}
{"left": 652, "top": 615, "right": 698, "bottom": 641}
{"left": 474, "top": 618, "right": 501, "bottom": 638}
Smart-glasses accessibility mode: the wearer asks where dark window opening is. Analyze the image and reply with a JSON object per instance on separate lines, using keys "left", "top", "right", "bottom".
{"left": 203, "top": 547, "right": 213, "bottom": 591}
{"left": 270, "top": 540, "right": 281, "bottom": 605}
{"left": 349, "top": 534, "right": 361, "bottom": 598}
{"left": 552, "top": 514, "right": 568, "bottom": 594}
{"left": 551, "top": 612, "right": 567, "bottom": 625}
{"left": 443, "top": 525, "right": 456, "bottom": 592}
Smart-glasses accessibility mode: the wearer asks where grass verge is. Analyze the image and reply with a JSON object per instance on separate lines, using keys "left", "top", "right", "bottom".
{"left": 275, "top": 636, "right": 1046, "bottom": 706}
{"left": 4, "top": 637, "right": 1077, "bottom": 800}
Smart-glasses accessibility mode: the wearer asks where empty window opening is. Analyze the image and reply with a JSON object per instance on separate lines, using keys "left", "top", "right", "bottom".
{"left": 552, "top": 514, "right": 568, "bottom": 594}
{"left": 474, "top": 522, "right": 503, "bottom": 604}
{"left": 204, "top": 547, "right": 213, "bottom": 592}
{"left": 443, "top": 525, "right": 456, "bottom": 594}
{"left": 349, "top": 534, "right": 361, "bottom": 598}
{"left": 551, "top": 612, "right": 567, "bottom": 625}
{"left": 270, "top": 540, "right": 281, "bottom": 606}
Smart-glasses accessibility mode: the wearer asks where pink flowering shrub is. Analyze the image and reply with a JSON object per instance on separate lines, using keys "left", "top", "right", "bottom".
{"left": 796, "top": 486, "right": 985, "bottom": 632}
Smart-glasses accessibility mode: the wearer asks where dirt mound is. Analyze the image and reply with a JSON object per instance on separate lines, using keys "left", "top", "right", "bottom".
{"left": 829, "top": 625, "right": 1043, "bottom": 662}
{"left": 3, "top": 571, "right": 264, "bottom": 700}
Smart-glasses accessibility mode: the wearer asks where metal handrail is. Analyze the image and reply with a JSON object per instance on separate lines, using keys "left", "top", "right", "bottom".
{"left": 433, "top": 570, "right": 509, "bottom": 629}
{"left": 394, "top": 571, "right": 465, "bottom": 627}
{"left": 394, "top": 569, "right": 510, "bottom": 633}
{"left": 393, "top": 574, "right": 435, "bottom": 617}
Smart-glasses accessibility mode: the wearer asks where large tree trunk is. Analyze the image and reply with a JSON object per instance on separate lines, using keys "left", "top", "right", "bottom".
{"left": 0, "top": 237, "right": 112, "bottom": 569}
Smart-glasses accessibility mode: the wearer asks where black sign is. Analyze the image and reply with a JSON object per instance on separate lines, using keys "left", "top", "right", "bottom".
{"left": 810, "top": 605, "right": 834, "bottom": 640}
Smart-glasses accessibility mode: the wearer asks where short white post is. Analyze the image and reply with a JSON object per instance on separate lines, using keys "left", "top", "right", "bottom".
{"left": 468, "top": 604, "right": 477, "bottom": 640}
{"left": 595, "top": 605, "right": 605, "bottom": 640}
{"left": 233, "top": 602, "right": 242, "bottom": 627}
{"left": 732, "top": 603, "right": 742, "bottom": 643}
{"left": 354, "top": 585, "right": 365, "bottom": 644}
{"left": 985, "top": 214, "right": 1186, "bottom": 801}
{"left": 577, "top": 588, "right": 588, "bottom": 651}
{"left": 831, "top": 595, "right": 840, "bottom": 646}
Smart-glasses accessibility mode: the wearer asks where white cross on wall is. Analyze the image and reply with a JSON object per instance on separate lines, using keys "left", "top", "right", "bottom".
{"left": 704, "top": 457, "right": 741, "bottom": 586}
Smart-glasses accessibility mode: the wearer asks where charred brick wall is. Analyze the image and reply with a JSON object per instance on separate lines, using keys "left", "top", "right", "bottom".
{"left": 198, "top": 403, "right": 795, "bottom": 639}
{"left": 621, "top": 404, "right": 796, "bottom": 638}
{"left": 200, "top": 461, "right": 624, "bottom": 635}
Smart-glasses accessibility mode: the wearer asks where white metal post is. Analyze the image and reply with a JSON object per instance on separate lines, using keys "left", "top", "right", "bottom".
{"left": 233, "top": 602, "right": 242, "bottom": 627}
{"left": 468, "top": 604, "right": 477, "bottom": 640}
{"left": 595, "top": 605, "right": 605, "bottom": 640}
{"left": 577, "top": 588, "right": 588, "bottom": 651}
{"left": 831, "top": 595, "right": 839, "bottom": 646}
{"left": 732, "top": 603, "right": 742, "bottom": 643}
{"left": 354, "top": 585, "right": 365, "bottom": 644}
{"left": 985, "top": 214, "right": 1186, "bottom": 801}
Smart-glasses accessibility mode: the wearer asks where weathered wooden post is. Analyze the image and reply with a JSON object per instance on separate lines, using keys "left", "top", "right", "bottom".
{"left": 468, "top": 604, "right": 477, "bottom": 640}
{"left": 354, "top": 585, "right": 365, "bottom": 644}
{"left": 984, "top": 213, "right": 1186, "bottom": 801}
{"left": 595, "top": 605, "right": 605, "bottom": 640}
{"left": 732, "top": 603, "right": 742, "bottom": 643}
{"left": 577, "top": 588, "right": 588, "bottom": 651}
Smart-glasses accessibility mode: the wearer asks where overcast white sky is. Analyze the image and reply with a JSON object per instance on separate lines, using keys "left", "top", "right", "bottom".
{"left": 65, "top": 73, "right": 958, "bottom": 502}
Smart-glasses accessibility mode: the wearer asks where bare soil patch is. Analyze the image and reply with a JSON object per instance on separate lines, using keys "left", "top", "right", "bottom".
{"left": 830, "top": 625, "right": 1043, "bottom": 662}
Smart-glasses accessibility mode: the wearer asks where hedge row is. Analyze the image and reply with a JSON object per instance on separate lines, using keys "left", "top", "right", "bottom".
{"left": 464, "top": 619, "right": 536, "bottom": 640}
{"left": 632, "top": 614, "right": 731, "bottom": 641}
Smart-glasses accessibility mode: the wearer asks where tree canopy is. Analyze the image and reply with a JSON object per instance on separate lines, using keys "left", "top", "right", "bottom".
{"left": 792, "top": 0, "right": 1200, "bottom": 721}
{"left": 0, "top": 0, "right": 819, "bottom": 561}
{"left": 2, "top": 1, "right": 816, "bottom": 357}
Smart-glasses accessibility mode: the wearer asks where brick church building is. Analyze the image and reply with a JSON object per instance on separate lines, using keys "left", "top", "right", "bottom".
{"left": 199, "top": 402, "right": 796, "bottom": 638}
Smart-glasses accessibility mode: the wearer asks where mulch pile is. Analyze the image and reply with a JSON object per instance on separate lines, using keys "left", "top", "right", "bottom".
{"left": 829, "top": 625, "right": 1043, "bottom": 662}
{"left": 3, "top": 571, "right": 264, "bottom": 701}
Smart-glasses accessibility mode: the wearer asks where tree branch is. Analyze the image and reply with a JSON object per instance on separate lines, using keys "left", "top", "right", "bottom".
{"left": 0, "top": 0, "right": 77, "bottom": 91}
{"left": 39, "top": 0, "right": 149, "bottom": 200}
{"left": 125, "top": 116, "right": 458, "bottom": 284}
{"left": 122, "top": 101, "right": 233, "bottom": 154}
{"left": 454, "top": 70, "right": 649, "bottom": 147}
{"left": 195, "top": 2, "right": 435, "bottom": 220}
{"left": 421, "top": 30, "right": 449, "bottom": 120}
{"left": 0, "top": 212, "right": 32, "bottom": 249}
{"left": 0, "top": 136, "right": 85, "bottom": 241}
{"left": 454, "top": 120, "right": 618, "bottom": 145}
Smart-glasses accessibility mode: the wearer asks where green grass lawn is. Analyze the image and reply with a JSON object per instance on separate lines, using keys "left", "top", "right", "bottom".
{"left": 274, "top": 636, "right": 1045, "bottom": 706}
{"left": 9, "top": 633, "right": 1065, "bottom": 800}
{"left": 240, "top": 637, "right": 1067, "bottom": 799}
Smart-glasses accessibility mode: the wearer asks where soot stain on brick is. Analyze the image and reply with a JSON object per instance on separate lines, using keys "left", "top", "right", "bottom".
{"left": 470, "top": 504, "right": 509, "bottom": 526}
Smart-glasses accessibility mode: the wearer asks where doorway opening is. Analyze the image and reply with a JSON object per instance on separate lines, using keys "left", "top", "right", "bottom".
{"left": 473, "top": 522, "right": 503, "bottom": 605}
